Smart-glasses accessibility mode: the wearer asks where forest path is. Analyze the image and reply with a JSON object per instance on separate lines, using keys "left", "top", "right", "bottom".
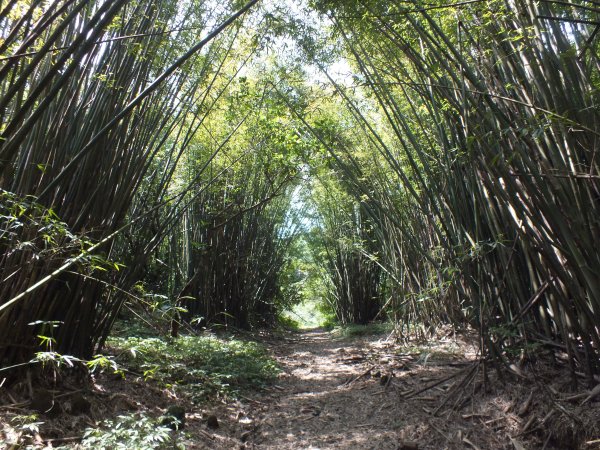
{"left": 196, "top": 328, "right": 530, "bottom": 450}
{"left": 249, "top": 329, "right": 407, "bottom": 449}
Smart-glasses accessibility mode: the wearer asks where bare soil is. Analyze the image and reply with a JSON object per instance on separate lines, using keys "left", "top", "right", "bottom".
{"left": 2, "top": 328, "right": 600, "bottom": 449}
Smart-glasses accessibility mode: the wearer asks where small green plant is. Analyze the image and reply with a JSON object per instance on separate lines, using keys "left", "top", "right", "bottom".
{"left": 87, "top": 354, "right": 124, "bottom": 377}
{"left": 32, "top": 351, "right": 80, "bottom": 369}
{"left": 81, "top": 413, "right": 181, "bottom": 450}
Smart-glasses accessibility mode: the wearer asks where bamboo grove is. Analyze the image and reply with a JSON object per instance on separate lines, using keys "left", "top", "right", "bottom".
{"left": 0, "top": 0, "right": 303, "bottom": 375}
{"left": 1, "top": 0, "right": 600, "bottom": 384}
{"left": 303, "top": 0, "right": 600, "bottom": 380}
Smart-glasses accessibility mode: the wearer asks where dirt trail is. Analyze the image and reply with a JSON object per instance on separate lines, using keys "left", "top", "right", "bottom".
{"left": 253, "top": 329, "right": 406, "bottom": 449}
{"left": 199, "top": 328, "right": 524, "bottom": 450}
{"left": 197, "top": 328, "right": 600, "bottom": 450}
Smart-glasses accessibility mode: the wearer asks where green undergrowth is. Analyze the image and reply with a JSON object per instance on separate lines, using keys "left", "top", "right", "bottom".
{"left": 80, "top": 413, "right": 180, "bottom": 450}
{"left": 107, "top": 334, "right": 279, "bottom": 403}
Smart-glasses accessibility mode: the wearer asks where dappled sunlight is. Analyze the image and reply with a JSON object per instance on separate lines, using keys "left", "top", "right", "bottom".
{"left": 193, "top": 328, "right": 597, "bottom": 450}
{"left": 239, "top": 330, "right": 488, "bottom": 449}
